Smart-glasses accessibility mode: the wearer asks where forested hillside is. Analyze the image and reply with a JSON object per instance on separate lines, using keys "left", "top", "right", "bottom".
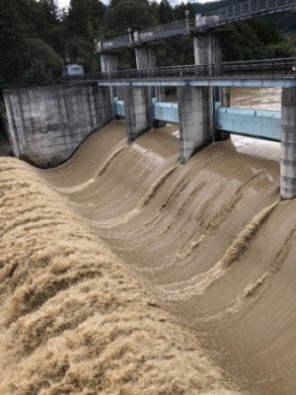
{"left": 0, "top": 0, "right": 295, "bottom": 92}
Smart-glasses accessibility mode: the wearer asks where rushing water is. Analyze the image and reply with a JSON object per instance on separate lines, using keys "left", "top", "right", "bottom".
{"left": 1, "top": 87, "right": 295, "bottom": 395}
{"left": 231, "top": 87, "right": 281, "bottom": 111}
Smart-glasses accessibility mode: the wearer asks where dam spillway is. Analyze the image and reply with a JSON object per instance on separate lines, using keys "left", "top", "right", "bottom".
{"left": 2, "top": 88, "right": 296, "bottom": 394}
{"left": 43, "top": 118, "right": 296, "bottom": 395}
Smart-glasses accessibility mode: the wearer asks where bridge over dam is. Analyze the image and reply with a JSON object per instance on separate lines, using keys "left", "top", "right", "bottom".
{"left": 60, "top": 57, "right": 296, "bottom": 198}
{"left": 3, "top": 1, "right": 296, "bottom": 201}
{"left": 4, "top": 56, "right": 296, "bottom": 201}
{"left": 3, "top": 3, "right": 296, "bottom": 394}
{"left": 96, "top": 0, "right": 296, "bottom": 76}
{"left": 97, "top": 0, "right": 296, "bottom": 53}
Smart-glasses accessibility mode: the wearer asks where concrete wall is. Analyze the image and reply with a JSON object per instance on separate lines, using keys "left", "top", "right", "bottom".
{"left": 4, "top": 82, "right": 113, "bottom": 167}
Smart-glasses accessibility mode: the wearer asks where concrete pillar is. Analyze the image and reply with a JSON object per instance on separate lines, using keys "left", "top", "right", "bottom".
{"left": 193, "top": 33, "right": 229, "bottom": 141}
{"left": 135, "top": 46, "right": 157, "bottom": 70}
{"left": 100, "top": 54, "right": 119, "bottom": 114}
{"left": 193, "top": 33, "right": 221, "bottom": 67}
{"left": 135, "top": 46, "right": 164, "bottom": 102}
{"left": 99, "top": 54, "right": 118, "bottom": 73}
{"left": 216, "top": 88, "right": 231, "bottom": 141}
{"left": 222, "top": 87, "right": 231, "bottom": 107}
{"left": 178, "top": 86, "right": 212, "bottom": 163}
{"left": 123, "top": 86, "right": 152, "bottom": 143}
{"left": 281, "top": 88, "right": 296, "bottom": 200}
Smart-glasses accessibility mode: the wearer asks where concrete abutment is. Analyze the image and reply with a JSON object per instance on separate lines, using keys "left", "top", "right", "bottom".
{"left": 4, "top": 83, "right": 114, "bottom": 168}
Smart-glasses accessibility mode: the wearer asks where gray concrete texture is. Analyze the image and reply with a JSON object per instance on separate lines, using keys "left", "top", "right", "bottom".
{"left": 178, "top": 86, "right": 212, "bottom": 163}
{"left": 135, "top": 46, "right": 157, "bottom": 69}
{"left": 193, "top": 33, "right": 221, "bottom": 67}
{"left": 4, "top": 83, "right": 113, "bottom": 167}
{"left": 281, "top": 88, "right": 296, "bottom": 199}
{"left": 123, "top": 86, "right": 152, "bottom": 143}
{"left": 193, "top": 33, "right": 229, "bottom": 141}
{"left": 100, "top": 54, "right": 118, "bottom": 73}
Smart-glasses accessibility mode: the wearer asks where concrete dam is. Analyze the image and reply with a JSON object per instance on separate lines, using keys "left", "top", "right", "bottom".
{"left": 2, "top": 0, "right": 296, "bottom": 392}
{"left": 2, "top": 85, "right": 296, "bottom": 394}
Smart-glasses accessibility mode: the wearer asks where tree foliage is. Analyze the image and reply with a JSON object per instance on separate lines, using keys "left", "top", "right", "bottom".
{"left": 221, "top": 18, "right": 295, "bottom": 61}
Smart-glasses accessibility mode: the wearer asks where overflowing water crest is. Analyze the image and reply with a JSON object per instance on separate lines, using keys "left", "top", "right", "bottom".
{"left": 1, "top": 88, "right": 296, "bottom": 395}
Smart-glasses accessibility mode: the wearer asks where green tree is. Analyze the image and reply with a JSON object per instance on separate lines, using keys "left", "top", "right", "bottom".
{"left": 221, "top": 19, "right": 294, "bottom": 61}
{"left": 103, "top": 0, "right": 157, "bottom": 37}
{"left": 40, "top": 0, "right": 60, "bottom": 24}
{"left": 24, "top": 60, "right": 54, "bottom": 86}
{"left": 174, "top": 2, "right": 195, "bottom": 20}
{"left": 159, "top": 0, "right": 174, "bottom": 25}
{"left": 0, "top": 0, "right": 29, "bottom": 89}
{"left": 63, "top": 0, "right": 106, "bottom": 68}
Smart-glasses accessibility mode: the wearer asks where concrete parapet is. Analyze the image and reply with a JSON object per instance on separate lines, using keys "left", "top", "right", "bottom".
{"left": 178, "top": 86, "right": 212, "bottom": 163}
{"left": 123, "top": 86, "right": 152, "bottom": 143}
{"left": 4, "top": 83, "right": 113, "bottom": 167}
{"left": 281, "top": 88, "right": 296, "bottom": 199}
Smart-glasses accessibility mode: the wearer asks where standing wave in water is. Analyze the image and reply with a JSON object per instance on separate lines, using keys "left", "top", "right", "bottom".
{"left": 0, "top": 158, "right": 240, "bottom": 394}
{"left": 43, "top": 112, "right": 296, "bottom": 395}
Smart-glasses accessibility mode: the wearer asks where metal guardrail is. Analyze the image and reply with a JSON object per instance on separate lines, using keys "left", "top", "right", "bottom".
{"left": 206, "top": 0, "right": 296, "bottom": 25}
{"left": 71, "top": 57, "right": 296, "bottom": 81}
{"left": 135, "top": 19, "right": 195, "bottom": 44}
{"left": 99, "top": 34, "right": 131, "bottom": 52}
{"left": 98, "top": 0, "right": 296, "bottom": 52}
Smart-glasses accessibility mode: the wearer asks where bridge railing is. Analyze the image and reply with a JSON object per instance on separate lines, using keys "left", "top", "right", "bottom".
{"left": 135, "top": 19, "right": 196, "bottom": 44}
{"left": 62, "top": 57, "right": 296, "bottom": 82}
{"left": 91, "top": 57, "right": 296, "bottom": 80}
{"left": 205, "top": 0, "right": 296, "bottom": 27}
{"left": 99, "top": 34, "right": 131, "bottom": 52}
{"left": 98, "top": 0, "right": 296, "bottom": 51}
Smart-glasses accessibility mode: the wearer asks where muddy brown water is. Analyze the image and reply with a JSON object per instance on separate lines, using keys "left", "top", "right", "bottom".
{"left": 2, "top": 87, "right": 295, "bottom": 394}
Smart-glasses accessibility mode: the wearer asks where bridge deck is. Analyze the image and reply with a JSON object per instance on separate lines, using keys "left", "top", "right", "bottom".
{"left": 97, "top": 78, "right": 296, "bottom": 88}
